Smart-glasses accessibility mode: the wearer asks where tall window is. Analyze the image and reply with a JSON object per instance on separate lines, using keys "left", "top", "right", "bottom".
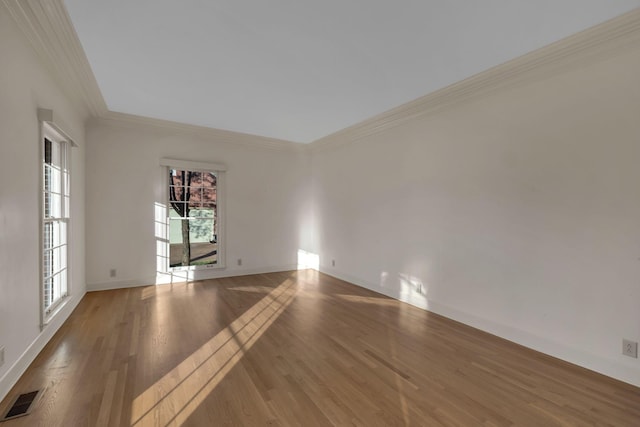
{"left": 168, "top": 169, "right": 219, "bottom": 268}
{"left": 42, "top": 127, "right": 70, "bottom": 318}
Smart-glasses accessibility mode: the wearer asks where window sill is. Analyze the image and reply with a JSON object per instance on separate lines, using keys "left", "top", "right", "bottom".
{"left": 41, "top": 295, "right": 70, "bottom": 331}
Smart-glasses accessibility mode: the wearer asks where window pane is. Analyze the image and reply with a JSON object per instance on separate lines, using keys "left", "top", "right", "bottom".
{"left": 44, "top": 276, "right": 53, "bottom": 308}
{"left": 48, "top": 222, "right": 56, "bottom": 248}
{"left": 188, "top": 187, "right": 202, "bottom": 207}
{"left": 51, "top": 138, "right": 60, "bottom": 165}
{"left": 44, "top": 164, "right": 51, "bottom": 190}
{"left": 202, "top": 172, "right": 216, "bottom": 186}
{"left": 63, "top": 170, "right": 70, "bottom": 196}
{"left": 61, "top": 268, "right": 67, "bottom": 297}
{"left": 44, "top": 192, "right": 51, "bottom": 218}
{"left": 44, "top": 138, "right": 52, "bottom": 164}
{"left": 61, "top": 248, "right": 67, "bottom": 276}
{"left": 52, "top": 272, "right": 60, "bottom": 302}
{"left": 169, "top": 202, "right": 189, "bottom": 218}
{"left": 168, "top": 216, "right": 216, "bottom": 267}
{"left": 189, "top": 171, "right": 203, "bottom": 187}
{"left": 49, "top": 165, "right": 61, "bottom": 193}
{"left": 47, "top": 193, "right": 61, "bottom": 218}
{"left": 169, "top": 185, "right": 184, "bottom": 202}
{"left": 64, "top": 196, "right": 70, "bottom": 217}
{"left": 169, "top": 169, "right": 188, "bottom": 187}
{"left": 44, "top": 222, "right": 53, "bottom": 249}
{"left": 44, "top": 249, "right": 52, "bottom": 277}
{"left": 170, "top": 169, "right": 185, "bottom": 180}
{"left": 53, "top": 246, "right": 61, "bottom": 273}
{"left": 58, "top": 222, "right": 67, "bottom": 247}
{"left": 190, "top": 213, "right": 213, "bottom": 240}
{"left": 202, "top": 188, "right": 216, "bottom": 207}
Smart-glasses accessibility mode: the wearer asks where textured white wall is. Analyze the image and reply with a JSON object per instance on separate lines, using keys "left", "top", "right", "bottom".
{"left": 0, "top": 12, "right": 86, "bottom": 400}
{"left": 85, "top": 120, "right": 309, "bottom": 289}
{"left": 311, "top": 47, "right": 640, "bottom": 386}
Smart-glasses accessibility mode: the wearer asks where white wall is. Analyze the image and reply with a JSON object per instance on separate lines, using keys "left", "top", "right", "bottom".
{"left": 311, "top": 47, "right": 640, "bottom": 386}
{"left": 85, "top": 119, "right": 309, "bottom": 290}
{"left": 0, "top": 12, "right": 86, "bottom": 401}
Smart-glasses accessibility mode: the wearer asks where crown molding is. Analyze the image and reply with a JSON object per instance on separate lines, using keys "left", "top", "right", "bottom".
{"left": 93, "top": 111, "right": 308, "bottom": 153}
{"left": 310, "top": 8, "right": 640, "bottom": 152}
{"left": 1, "top": 0, "right": 108, "bottom": 117}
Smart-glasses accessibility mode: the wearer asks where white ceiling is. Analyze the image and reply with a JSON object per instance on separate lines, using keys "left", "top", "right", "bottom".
{"left": 65, "top": 1, "right": 640, "bottom": 143}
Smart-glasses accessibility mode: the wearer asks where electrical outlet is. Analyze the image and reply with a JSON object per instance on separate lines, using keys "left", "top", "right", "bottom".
{"left": 109, "top": 268, "right": 117, "bottom": 278}
{"left": 622, "top": 339, "right": 638, "bottom": 358}
{"left": 0, "top": 346, "right": 5, "bottom": 367}
{"left": 332, "top": 259, "right": 335, "bottom": 267}
{"left": 237, "top": 258, "right": 242, "bottom": 266}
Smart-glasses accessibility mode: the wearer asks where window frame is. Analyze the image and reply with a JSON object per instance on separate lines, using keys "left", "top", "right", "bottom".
{"left": 161, "top": 158, "right": 226, "bottom": 272}
{"left": 40, "top": 119, "right": 73, "bottom": 327}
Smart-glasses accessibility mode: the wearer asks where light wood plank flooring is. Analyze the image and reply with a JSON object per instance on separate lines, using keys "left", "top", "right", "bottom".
{"left": 1, "top": 270, "right": 639, "bottom": 426}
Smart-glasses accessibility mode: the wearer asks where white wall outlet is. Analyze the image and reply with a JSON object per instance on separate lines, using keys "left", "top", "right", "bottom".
{"left": 332, "top": 259, "right": 335, "bottom": 267}
{"left": 237, "top": 258, "right": 242, "bottom": 266}
{"left": 0, "top": 346, "right": 5, "bottom": 367}
{"left": 109, "top": 268, "right": 117, "bottom": 278}
{"left": 622, "top": 339, "right": 638, "bottom": 358}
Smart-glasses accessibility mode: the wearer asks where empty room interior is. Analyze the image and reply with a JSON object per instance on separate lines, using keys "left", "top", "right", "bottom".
{"left": 1, "top": 0, "right": 640, "bottom": 425}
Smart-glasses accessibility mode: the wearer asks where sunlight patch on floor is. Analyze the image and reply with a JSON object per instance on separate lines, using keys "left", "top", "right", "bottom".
{"left": 130, "top": 278, "right": 297, "bottom": 426}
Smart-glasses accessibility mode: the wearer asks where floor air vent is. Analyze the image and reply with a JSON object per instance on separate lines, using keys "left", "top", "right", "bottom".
{"left": 2, "top": 390, "right": 40, "bottom": 421}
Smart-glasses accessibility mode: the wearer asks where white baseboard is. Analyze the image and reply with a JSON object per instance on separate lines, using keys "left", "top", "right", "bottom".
{"left": 87, "top": 264, "right": 300, "bottom": 292}
{"left": 318, "top": 266, "right": 640, "bottom": 388}
{"left": 87, "top": 277, "right": 157, "bottom": 291}
{"left": 423, "top": 299, "right": 640, "bottom": 388}
{"left": 0, "top": 292, "right": 85, "bottom": 403}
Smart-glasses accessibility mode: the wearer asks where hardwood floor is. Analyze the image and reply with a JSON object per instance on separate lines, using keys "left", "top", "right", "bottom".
{"left": 1, "top": 270, "right": 639, "bottom": 426}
